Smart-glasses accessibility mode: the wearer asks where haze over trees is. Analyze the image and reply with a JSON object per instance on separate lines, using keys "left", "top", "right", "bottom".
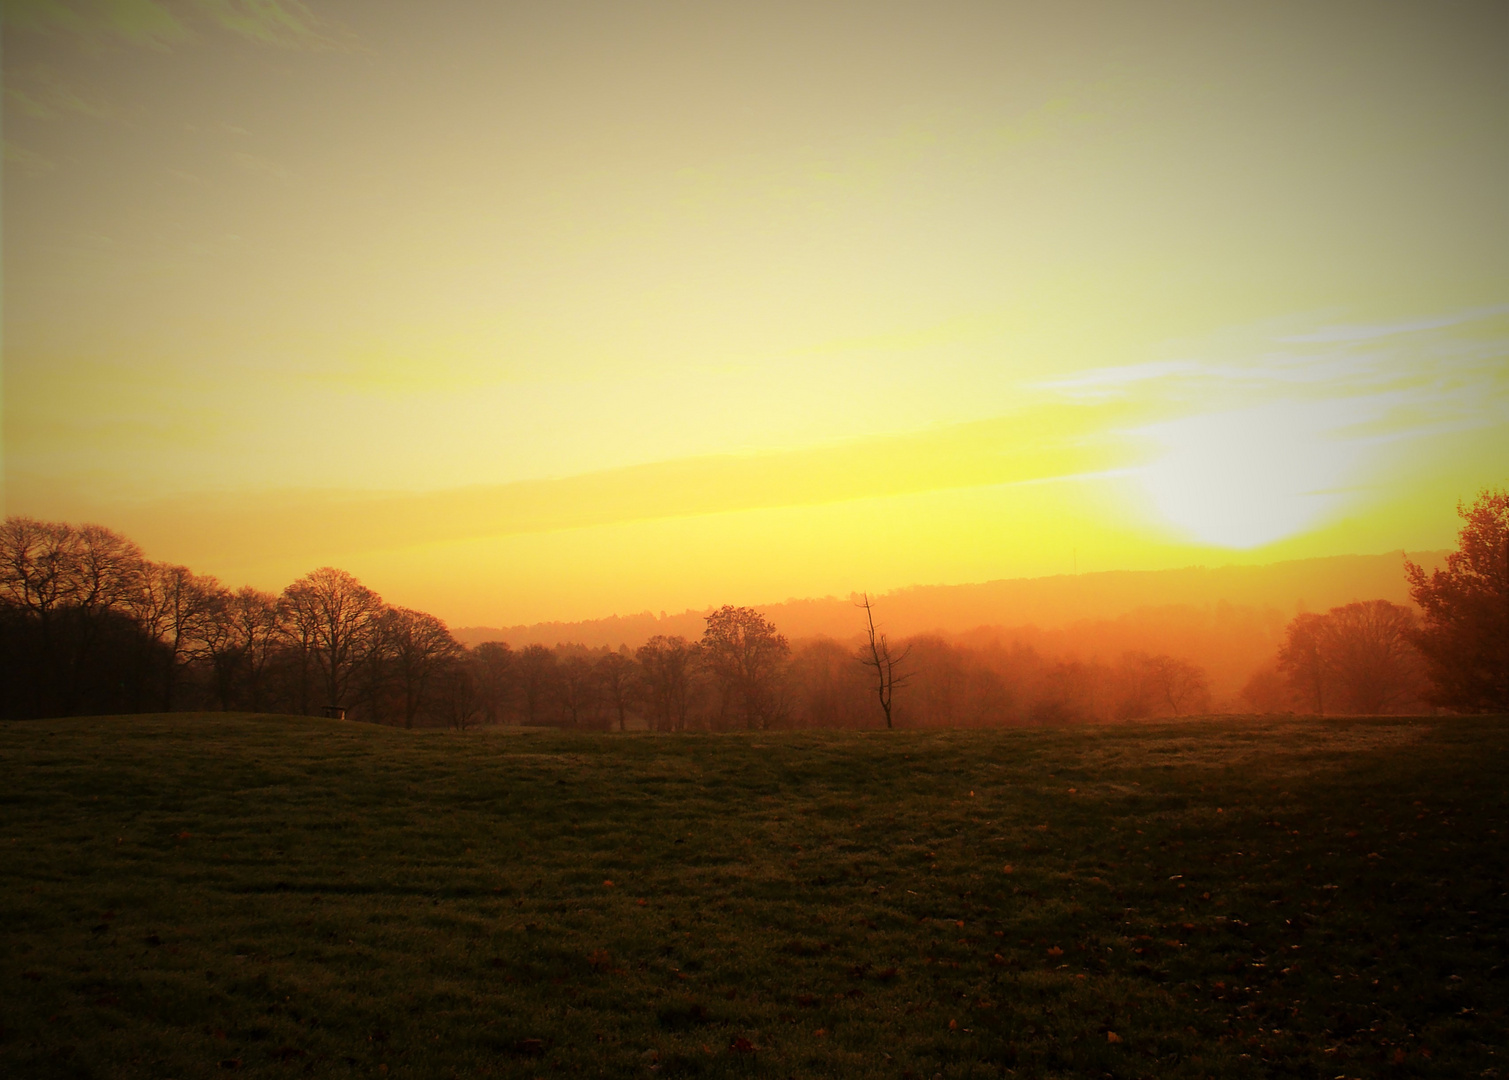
{"left": 1271, "top": 600, "right": 1423, "bottom": 715}
{"left": 3, "top": 489, "right": 1501, "bottom": 725}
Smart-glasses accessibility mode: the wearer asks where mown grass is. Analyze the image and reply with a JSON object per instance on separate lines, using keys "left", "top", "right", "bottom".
{"left": 0, "top": 714, "right": 1504, "bottom": 1079}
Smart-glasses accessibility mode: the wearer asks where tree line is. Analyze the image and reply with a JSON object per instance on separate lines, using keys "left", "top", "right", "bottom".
{"left": 1241, "top": 487, "right": 1509, "bottom": 715}
{"left": 2, "top": 487, "right": 1502, "bottom": 723}
{"left": 0, "top": 515, "right": 1216, "bottom": 727}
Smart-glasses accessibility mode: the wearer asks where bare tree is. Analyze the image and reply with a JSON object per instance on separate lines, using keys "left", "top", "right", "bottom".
{"left": 1324, "top": 600, "right": 1421, "bottom": 714}
{"left": 787, "top": 637, "right": 873, "bottom": 728}
{"left": 1142, "top": 653, "right": 1210, "bottom": 717}
{"left": 1278, "top": 612, "right": 1331, "bottom": 714}
{"left": 439, "top": 658, "right": 481, "bottom": 730}
{"left": 384, "top": 606, "right": 463, "bottom": 728}
{"left": 0, "top": 517, "right": 147, "bottom": 713}
{"left": 635, "top": 635, "right": 698, "bottom": 731}
{"left": 596, "top": 648, "right": 637, "bottom": 732}
{"left": 229, "top": 587, "right": 282, "bottom": 711}
{"left": 858, "top": 594, "right": 912, "bottom": 729}
{"left": 1277, "top": 602, "right": 1422, "bottom": 715}
{"left": 471, "top": 641, "right": 515, "bottom": 725}
{"left": 280, "top": 567, "right": 386, "bottom": 716}
{"left": 556, "top": 652, "right": 600, "bottom": 728}
{"left": 516, "top": 643, "right": 557, "bottom": 725}
{"left": 134, "top": 562, "right": 225, "bottom": 710}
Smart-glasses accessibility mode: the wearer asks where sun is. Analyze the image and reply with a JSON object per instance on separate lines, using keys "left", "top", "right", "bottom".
{"left": 1131, "top": 401, "right": 1374, "bottom": 550}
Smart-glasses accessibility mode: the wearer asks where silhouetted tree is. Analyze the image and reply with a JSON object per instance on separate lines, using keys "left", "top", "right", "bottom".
{"left": 471, "top": 641, "right": 515, "bottom": 724}
{"left": 700, "top": 606, "right": 789, "bottom": 729}
{"left": 384, "top": 606, "right": 463, "bottom": 728}
{"left": 788, "top": 637, "right": 872, "bottom": 728}
{"left": 516, "top": 643, "right": 557, "bottom": 725}
{"left": 0, "top": 517, "right": 150, "bottom": 715}
{"left": 596, "top": 648, "right": 637, "bottom": 731}
{"left": 1407, "top": 487, "right": 1509, "bottom": 712}
{"left": 1142, "top": 653, "right": 1210, "bottom": 716}
{"left": 280, "top": 567, "right": 386, "bottom": 716}
{"left": 1277, "top": 601, "right": 1421, "bottom": 714}
{"left": 229, "top": 587, "right": 282, "bottom": 711}
{"left": 1324, "top": 600, "right": 1421, "bottom": 714}
{"left": 439, "top": 659, "right": 481, "bottom": 730}
{"left": 134, "top": 562, "right": 225, "bottom": 710}
{"left": 1278, "top": 612, "right": 1331, "bottom": 714}
{"left": 556, "top": 652, "right": 599, "bottom": 728}
{"left": 636, "top": 635, "right": 698, "bottom": 731}
{"left": 857, "top": 594, "right": 912, "bottom": 729}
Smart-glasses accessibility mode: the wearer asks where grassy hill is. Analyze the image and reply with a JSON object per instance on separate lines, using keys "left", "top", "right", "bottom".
{"left": 1, "top": 713, "right": 1504, "bottom": 1078}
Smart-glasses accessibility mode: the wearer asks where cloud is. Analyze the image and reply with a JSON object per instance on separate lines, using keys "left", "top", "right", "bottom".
{"left": 1040, "top": 306, "right": 1509, "bottom": 548}
{"left": 188, "top": 0, "right": 353, "bottom": 52}
{"left": 230, "top": 149, "right": 293, "bottom": 181}
{"left": 3, "top": 140, "right": 58, "bottom": 176}
{"left": 2, "top": 0, "right": 352, "bottom": 52}
{"left": 3, "top": 0, "right": 189, "bottom": 50}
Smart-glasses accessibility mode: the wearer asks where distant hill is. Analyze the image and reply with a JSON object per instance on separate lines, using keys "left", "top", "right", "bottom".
{"left": 455, "top": 552, "right": 1443, "bottom": 701}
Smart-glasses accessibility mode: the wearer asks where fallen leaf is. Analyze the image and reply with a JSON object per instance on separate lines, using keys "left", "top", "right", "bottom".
{"left": 1047, "top": 946, "right": 1064, "bottom": 957}
{"left": 603, "top": 880, "right": 614, "bottom": 887}
{"left": 1107, "top": 1031, "right": 1123, "bottom": 1044}
{"left": 949, "top": 1019, "right": 958, "bottom": 1030}
{"left": 1002, "top": 864, "right": 1014, "bottom": 874}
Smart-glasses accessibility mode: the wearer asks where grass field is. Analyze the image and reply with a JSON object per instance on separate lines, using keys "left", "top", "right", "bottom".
{"left": 1, "top": 714, "right": 1505, "bottom": 1079}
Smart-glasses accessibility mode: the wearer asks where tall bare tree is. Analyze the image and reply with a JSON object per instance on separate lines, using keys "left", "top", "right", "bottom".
{"left": 858, "top": 594, "right": 911, "bottom": 729}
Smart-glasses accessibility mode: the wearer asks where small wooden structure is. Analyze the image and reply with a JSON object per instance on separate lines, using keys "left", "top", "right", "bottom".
{"left": 321, "top": 705, "right": 347, "bottom": 720}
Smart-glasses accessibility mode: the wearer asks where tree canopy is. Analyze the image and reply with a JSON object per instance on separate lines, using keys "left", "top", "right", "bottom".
{"left": 1406, "top": 487, "right": 1509, "bottom": 712}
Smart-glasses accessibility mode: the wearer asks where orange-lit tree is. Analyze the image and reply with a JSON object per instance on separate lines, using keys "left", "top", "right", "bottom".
{"left": 701, "top": 606, "right": 789, "bottom": 730}
{"left": 280, "top": 567, "right": 386, "bottom": 716}
{"left": 1406, "top": 487, "right": 1509, "bottom": 712}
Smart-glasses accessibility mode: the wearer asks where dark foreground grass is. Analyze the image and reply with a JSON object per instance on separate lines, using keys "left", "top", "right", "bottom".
{"left": 1, "top": 715, "right": 1505, "bottom": 1080}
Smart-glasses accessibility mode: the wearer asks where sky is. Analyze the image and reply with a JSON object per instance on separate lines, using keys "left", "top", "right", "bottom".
{"left": 4, "top": 0, "right": 1506, "bottom": 626}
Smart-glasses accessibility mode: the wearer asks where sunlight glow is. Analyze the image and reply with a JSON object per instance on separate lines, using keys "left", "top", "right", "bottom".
{"left": 1132, "top": 403, "right": 1373, "bottom": 549}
